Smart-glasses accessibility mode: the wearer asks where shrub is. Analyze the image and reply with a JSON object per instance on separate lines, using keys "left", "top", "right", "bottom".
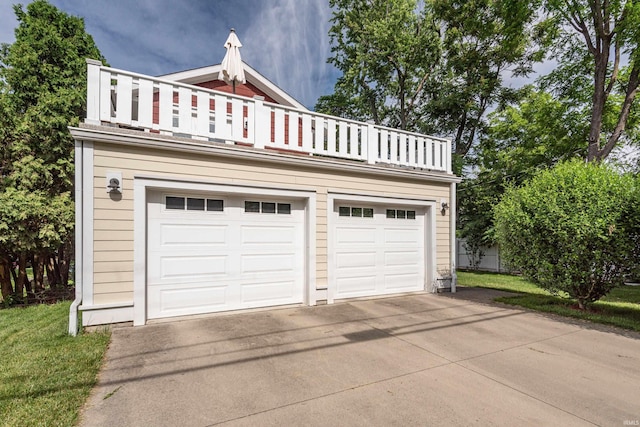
{"left": 494, "top": 160, "right": 638, "bottom": 309}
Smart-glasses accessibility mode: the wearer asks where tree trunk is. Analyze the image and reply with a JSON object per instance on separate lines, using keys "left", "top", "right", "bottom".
{"left": 398, "top": 71, "right": 407, "bottom": 130}
{"left": 59, "top": 238, "right": 72, "bottom": 286}
{"left": 454, "top": 110, "right": 468, "bottom": 156}
{"left": 9, "top": 258, "right": 18, "bottom": 287}
{"left": 597, "top": 64, "right": 640, "bottom": 161}
{"left": 16, "top": 253, "right": 28, "bottom": 302}
{"left": 587, "top": 47, "right": 610, "bottom": 161}
{"left": 0, "top": 255, "right": 13, "bottom": 299}
{"left": 46, "top": 253, "right": 59, "bottom": 288}
{"left": 33, "top": 252, "right": 46, "bottom": 292}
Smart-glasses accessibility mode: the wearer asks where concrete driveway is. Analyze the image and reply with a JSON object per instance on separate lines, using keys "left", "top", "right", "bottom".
{"left": 80, "top": 288, "right": 640, "bottom": 426}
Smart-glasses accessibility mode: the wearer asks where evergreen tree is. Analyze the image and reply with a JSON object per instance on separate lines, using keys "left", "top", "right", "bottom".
{"left": 0, "top": 0, "right": 105, "bottom": 300}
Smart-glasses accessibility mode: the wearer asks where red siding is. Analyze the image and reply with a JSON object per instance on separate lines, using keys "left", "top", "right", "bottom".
{"left": 195, "top": 80, "right": 278, "bottom": 104}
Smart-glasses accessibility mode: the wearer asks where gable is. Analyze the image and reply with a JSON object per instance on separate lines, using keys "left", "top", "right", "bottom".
{"left": 158, "top": 62, "right": 307, "bottom": 110}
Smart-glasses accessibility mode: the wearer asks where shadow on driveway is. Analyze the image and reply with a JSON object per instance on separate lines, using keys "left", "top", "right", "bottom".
{"left": 79, "top": 291, "right": 640, "bottom": 427}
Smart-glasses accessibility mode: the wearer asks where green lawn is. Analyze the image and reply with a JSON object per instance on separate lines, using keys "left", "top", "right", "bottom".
{"left": 457, "top": 271, "right": 640, "bottom": 332}
{"left": 0, "top": 302, "right": 110, "bottom": 426}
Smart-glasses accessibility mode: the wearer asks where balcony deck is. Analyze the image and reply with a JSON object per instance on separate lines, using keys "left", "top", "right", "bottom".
{"left": 85, "top": 60, "right": 452, "bottom": 174}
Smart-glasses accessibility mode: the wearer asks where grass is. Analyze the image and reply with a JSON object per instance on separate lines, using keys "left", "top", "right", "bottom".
{"left": 0, "top": 302, "right": 110, "bottom": 426}
{"left": 457, "top": 271, "right": 640, "bottom": 332}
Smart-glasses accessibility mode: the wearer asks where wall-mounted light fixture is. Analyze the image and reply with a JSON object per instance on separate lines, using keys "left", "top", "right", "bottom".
{"left": 440, "top": 199, "right": 449, "bottom": 216}
{"left": 106, "top": 171, "right": 122, "bottom": 194}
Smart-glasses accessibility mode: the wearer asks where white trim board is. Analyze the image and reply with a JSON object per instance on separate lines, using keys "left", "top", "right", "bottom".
{"left": 69, "top": 126, "right": 462, "bottom": 185}
{"left": 133, "top": 177, "right": 317, "bottom": 326}
{"left": 81, "top": 141, "right": 94, "bottom": 306}
{"left": 449, "top": 182, "right": 457, "bottom": 292}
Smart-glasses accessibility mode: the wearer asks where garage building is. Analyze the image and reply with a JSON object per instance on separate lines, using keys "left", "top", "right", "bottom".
{"left": 69, "top": 59, "right": 460, "bottom": 331}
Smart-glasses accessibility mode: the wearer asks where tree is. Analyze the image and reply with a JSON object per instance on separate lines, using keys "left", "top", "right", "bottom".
{"left": 458, "top": 88, "right": 589, "bottom": 256}
{"left": 544, "top": 0, "right": 640, "bottom": 161}
{"left": 318, "top": 0, "right": 441, "bottom": 130}
{"left": 457, "top": 1, "right": 640, "bottom": 273}
{"left": 494, "top": 160, "right": 638, "bottom": 309}
{"left": 0, "top": 0, "right": 105, "bottom": 300}
{"left": 426, "top": 0, "right": 549, "bottom": 159}
{"left": 319, "top": 0, "right": 548, "bottom": 168}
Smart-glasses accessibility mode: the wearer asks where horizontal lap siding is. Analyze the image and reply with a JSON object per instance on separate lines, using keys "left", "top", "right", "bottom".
{"left": 94, "top": 292, "right": 133, "bottom": 305}
{"left": 92, "top": 142, "right": 453, "bottom": 303}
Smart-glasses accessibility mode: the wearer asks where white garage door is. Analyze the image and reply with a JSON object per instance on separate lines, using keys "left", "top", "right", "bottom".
{"left": 147, "top": 191, "right": 305, "bottom": 319}
{"left": 332, "top": 203, "right": 425, "bottom": 299}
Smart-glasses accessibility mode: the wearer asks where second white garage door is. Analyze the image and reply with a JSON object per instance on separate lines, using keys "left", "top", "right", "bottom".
{"left": 146, "top": 191, "right": 305, "bottom": 319}
{"left": 331, "top": 203, "right": 425, "bottom": 300}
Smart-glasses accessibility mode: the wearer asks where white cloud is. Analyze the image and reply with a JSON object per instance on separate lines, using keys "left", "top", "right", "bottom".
{"left": 242, "top": 0, "right": 337, "bottom": 108}
{"left": 1, "top": 0, "right": 338, "bottom": 108}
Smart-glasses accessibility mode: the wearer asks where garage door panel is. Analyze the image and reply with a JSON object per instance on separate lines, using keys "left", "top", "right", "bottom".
{"left": 241, "top": 280, "right": 296, "bottom": 304}
{"left": 160, "top": 224, "right": 227, "bottom": 246}
{"left": 383, "top": 228, "right": 421, "bottom": 244}
{"left": 241, "top": 225, "right": 297, "bottom": 244}
{"left": 337, "top": 276, "right": 377, "bottom": 295}
{"left": 384, "top": 273, "right": 421, "bottom": 290}
{"left": 336, "top": 252, "right": 377, "bottom": 269}
{"left": 155, "top": 284, "right": 228, "bottom": 314}
{"left": 160, "top": 255, "right": 227, "bottom": 280}
{"left": 336, "top": 227, "right": 377, "bottom": 244}
{"left": 384, "top": 251, "right": 420, "bottom": 266}
{"left": 241, "top": 253, "right": 296, "bottom": 274}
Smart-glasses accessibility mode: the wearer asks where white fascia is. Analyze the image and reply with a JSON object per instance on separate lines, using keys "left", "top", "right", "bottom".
{"left": 81, "top": 142, "right": 94, "bottom": 306}
{"left": 450, "top": 181, "right": 457, "bottom": 292}
{"left": 68, "top": 140, "right": 84, "bottom": 336}
{"left": 69, "top": 126, "right": 462, "bottom": 185}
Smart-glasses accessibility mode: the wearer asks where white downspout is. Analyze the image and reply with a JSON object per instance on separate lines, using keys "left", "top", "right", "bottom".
{"left": 450, "top": 181, "right": 457, "bottom": 293}
{"left": 69, "top": 140, "right": 83, "bottom": 336}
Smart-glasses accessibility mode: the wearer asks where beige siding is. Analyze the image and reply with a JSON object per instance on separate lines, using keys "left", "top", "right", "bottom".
{"left": 94, "top": 281, "right": 135, "bottom": 293}
{"left": 94, "top": 219, "right": 133, "bottom": 231}
{"left": 94, "top": 292, "right": 133, "bottom": 305}
{"left": 91, "top": 141, "right": 454, "bottom": 303}
{"left": 94, "top": 251, "right": 134, "bottom": 262}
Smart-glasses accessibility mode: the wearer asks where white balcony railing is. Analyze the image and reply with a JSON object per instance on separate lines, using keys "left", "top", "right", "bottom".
{"left": 85, "top": 60, "right": 452, "bottom": 173}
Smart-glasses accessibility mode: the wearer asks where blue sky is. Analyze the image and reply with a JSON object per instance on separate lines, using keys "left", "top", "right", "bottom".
{"left": 0, "top": 0, "right": 552, "bottom": 110}
{"left": 0, "top": 0, "right": 339, "bottom": 109}
{"left": 1, "top": 1, "right": 637, "bottom": 165}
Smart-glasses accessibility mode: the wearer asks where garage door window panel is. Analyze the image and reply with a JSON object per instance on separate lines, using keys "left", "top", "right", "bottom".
{"left": 165, "top": 196, "right": 226, "bottom": 213}
{"left": 187, "top": 198, "right": 205, "bottom": 211}
{"left": 277, "top": 203, "right": 291, "bottom": 214}
{"left": 338, "top": 206, "right": 374, "bottom": 218}
{"left": 386, "top": 208, "right": 416, "bottom": 220}
{"left": 207, "top": 199, "right": 224, "bottom": 212}
{"left": 245, "top": 200, "right": 292, "bottom": 215}
{"left": 262, "top": 202, "right": 276, "bottom": 214}
{"left": 245, "top": 201, "right": 260, "bottom": 213}
{"left": 166, "top": 196, "right": 185, "bottom": 210}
